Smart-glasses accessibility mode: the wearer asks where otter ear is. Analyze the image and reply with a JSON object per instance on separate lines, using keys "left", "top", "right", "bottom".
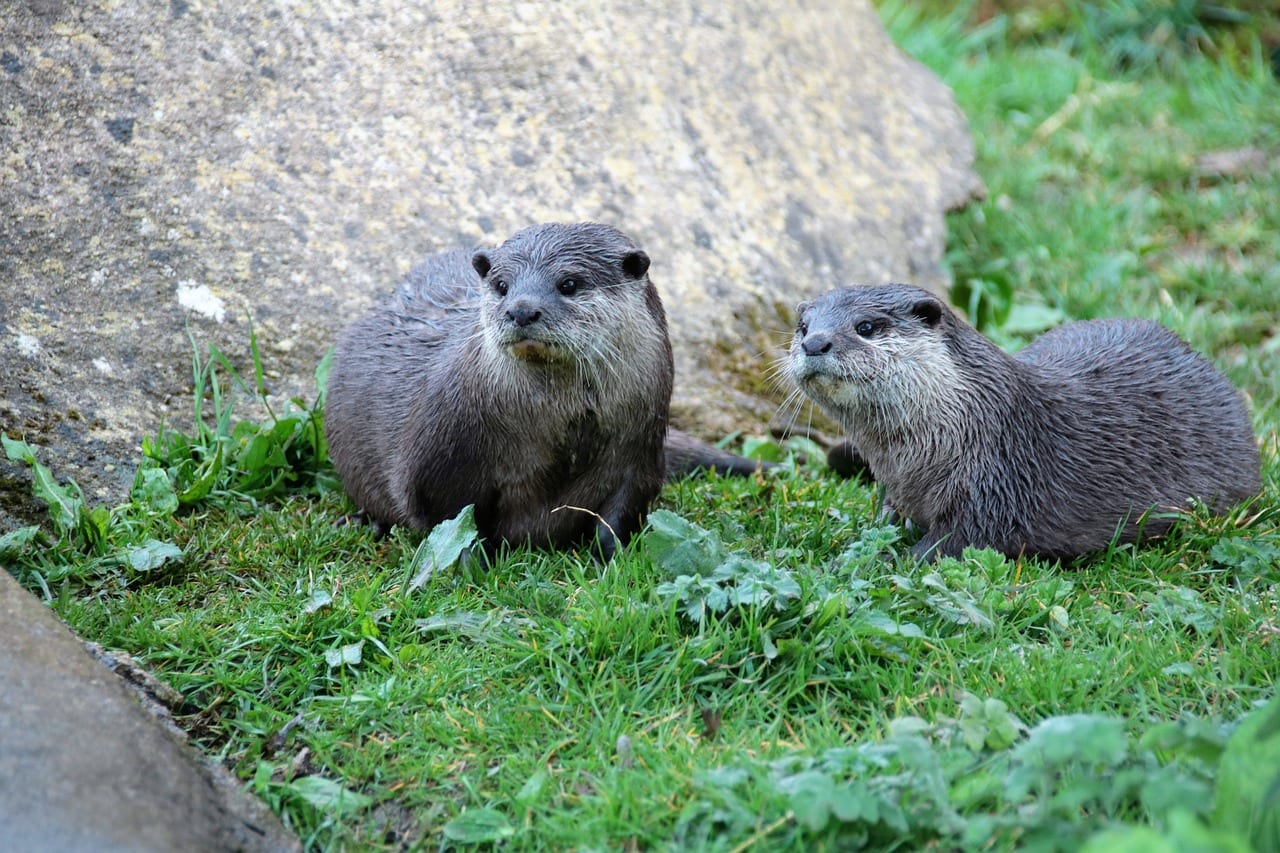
{"left": 911, "top": 296, "right": 943, "bottom": 327}
{"left": 621, "top": 250, "right": 650, "bottom": 279}
{"left": 472, "top": 251, "right": 492, "bottom": 278}
{"left": 797, "top": 300, "right": 812, "bottom": 314}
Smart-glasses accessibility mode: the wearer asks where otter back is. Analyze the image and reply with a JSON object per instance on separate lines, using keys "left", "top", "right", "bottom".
{"left": 789, "top": 283, "right": 1262, "bottom": 561}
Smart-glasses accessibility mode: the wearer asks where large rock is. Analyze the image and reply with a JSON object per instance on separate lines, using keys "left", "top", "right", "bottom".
{"left": 0, "top": 0, "right": 982, "bottom": 524}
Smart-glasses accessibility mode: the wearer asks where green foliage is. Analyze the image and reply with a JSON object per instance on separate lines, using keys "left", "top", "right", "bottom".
{"left": 1064, "top": 1, "right": 1254, "bottom": 72}
{"left": 0, "top": 524, "right": 41, "bottom": 561}
{"left": 675, "top": 693, "right": 1269, "bottom": 850}
{"left": 1213, "top": 692, "right": 1280, "bottom": 851}
{"left": 3, "top": 435, "right": 112, "bottom": 551}
{"left": 651, "top": 510, "right": 803, "bottom": 623}
{"left": 3, "top": 329, "right": 330, "bottom": 591}
{"left": 251, "top": 762, "right": 374, "bottom": 825}
{"left": 442, "top": 808, "right": 517, "bottom": 844}
{"left": 405, "top": 504, "right": 478, "bottom": 592}
{"left": 1210, "top": 535, "right": 1280, "bottom": 584}
{"left": 140, "top": 335, "right": 333, "bottom": 509}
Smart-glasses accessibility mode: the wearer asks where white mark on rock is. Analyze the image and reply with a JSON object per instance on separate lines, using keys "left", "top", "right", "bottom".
{"left": 16, "top": 333, "right": 41, "bottom": 356}
{"left": 176, "top": 280, "right": 227, "bottom": 323}
{"left": 93, "top": 358, "right": 113, "bottom": 375}
{"left": 90, "top": 268, "right": 108, "bottom": 287}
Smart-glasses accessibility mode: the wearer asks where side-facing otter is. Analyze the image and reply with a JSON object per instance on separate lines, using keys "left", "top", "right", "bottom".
{"left": 788, "top": 283, "right": 1262, "bottom": 561}
{"left": 325, "top": 222, "right": 757, "bottom": 561}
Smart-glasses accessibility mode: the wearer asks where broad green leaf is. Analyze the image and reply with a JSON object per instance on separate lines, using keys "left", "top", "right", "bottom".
{"left": 1210, "top": 536, "right": 1280, "bottom": 583}
{"left": 407, "top": 505, "right": 478, "bottom": 592}
{"left": 1, "top": 434, "right": 35, "bottom": 464}
{"left": 761, "top": 630, "right": 778, "bottom": 660}
{"left": 516, "top": 769, "right": 550, "bottom": 805}
{"left": 0, "top": 525, "right": 41, "bottom": 561}
{"left": 123, "top": 539, "right": 184, "bottom": 572}
{"left": 1078, "top": 824, "right": 1172, "bottom": 853}
{"left": 645, "top": 510, "right": 725, "bottom": 576}
{"left": 324, "top": 640, "right": 364, "bottom": 668}
{"left": 778, "top": 770, "right": 834, "bottom": 831}
{"left": 287, "top": 775, "right": 373, "bottom": 815}
{"left": 741, "top": 435, "right": 784, "bottom": 462}
{"left": 416, "top": 611, "right": 493, "bottom": 641}
{"left": 1081, "top": 811, "right": 1252, "bottom": 853}
{"left": 131, "top": 467, "right": 179, "bottom": 516}
{"left": 77, "top": 504, "right": 112, "bottom": 550}
{"left": 177, "top": 441, "right": 223, "bottom": 505}
{"left": 4, "top": 435, "right": 83, "bottom": 535}
{"left": 442, "top": 807, "right": 516, "bottom": 843}
{"left": 1020, "top": 714, "right": 1128, "bottom": 767}
{"left": 1213, "top": 693, "right": 1280, "bottom": 851}
{"left": 1145, "top": 587, "right": 1219, "bottom": 634}
{"left": 1140, "top": 765, "right": 1213, "bottom": 821}
{"left": 314, "top": 346, "right": 334, "bottom": 408}
{"left": 856, "top": 610, "right": 926, "bottom": 639}
{"left": 1002, "top": 302, "right": 1066, "bottom": 336}
{"left": 302, "top": 589, "right": 333, "bottom": 614}
{"left": 1139, "top": 717, "right": 1228, "bottom": 765}
{"left": 828, "top": 782, "right": 879, "bottom": 823}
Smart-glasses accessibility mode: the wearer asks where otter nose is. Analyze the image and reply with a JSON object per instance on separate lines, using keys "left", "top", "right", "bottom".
{"left": 802, "top": 334, "right": 833, "bottom": 356}
{"left": 507, "top": 302, "right": 542, "bottom": 327}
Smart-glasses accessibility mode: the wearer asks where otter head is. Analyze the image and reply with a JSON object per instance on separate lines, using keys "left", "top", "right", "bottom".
{"left": 471, "top": 223, "right": 657, "bottom": 373}
{"left": 788, "top": 284, "right": 958, "bottom": 437}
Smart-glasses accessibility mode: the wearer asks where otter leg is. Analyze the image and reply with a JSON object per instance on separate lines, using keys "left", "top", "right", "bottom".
{"left": 910, "top": 527, "right": 963, "bottom": 562}
{"left": 826, "top": 441, "right": 872, "bottom": 480}
{"left": 589, "top": 471, "right": 657, "bottom": 563}
{"left": 590, "top": 522, "right": 620, "bottom": 563}
{"left": 335, "top": 509, "right": 391, "bottom": 540}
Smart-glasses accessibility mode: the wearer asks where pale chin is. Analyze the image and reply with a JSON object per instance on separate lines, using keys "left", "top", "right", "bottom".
{"left": 506, "top": 339, "right": 560, "bottom": 363}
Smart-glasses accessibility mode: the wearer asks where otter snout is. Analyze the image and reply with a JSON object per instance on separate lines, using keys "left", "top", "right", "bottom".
{"left": 506, "top": 300, "right": 543, "bottom": 328}
{"left": 801, "top": 333, "right": 833, "bottom": 356}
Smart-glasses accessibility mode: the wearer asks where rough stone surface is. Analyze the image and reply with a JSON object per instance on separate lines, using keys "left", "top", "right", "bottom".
{"left": 0, "top": 0, "right": 982, "bottom": 528}
{"left": 0, "top": 569, "right": 299, "bottom": 852}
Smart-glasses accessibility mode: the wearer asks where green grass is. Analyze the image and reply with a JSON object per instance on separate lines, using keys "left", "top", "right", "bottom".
{"left": 5, "top": 2, "right": 1280, "bottom": 850}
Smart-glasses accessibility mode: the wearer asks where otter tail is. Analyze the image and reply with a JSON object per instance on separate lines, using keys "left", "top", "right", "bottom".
{"left": 664, "top": 429, "right": 770, "bottom": 479}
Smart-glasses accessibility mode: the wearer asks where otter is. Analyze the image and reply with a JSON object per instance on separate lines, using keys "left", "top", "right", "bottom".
{"left": 787, "top": 283, "right": 1262, "bottom": 561}
{"left": 325, "top": 222, "right": 757, "bottom": 561}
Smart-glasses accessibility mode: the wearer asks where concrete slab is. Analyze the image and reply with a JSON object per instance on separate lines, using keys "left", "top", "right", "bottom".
{"left": 0, "top": 570, "right": 298, "bottom": 853}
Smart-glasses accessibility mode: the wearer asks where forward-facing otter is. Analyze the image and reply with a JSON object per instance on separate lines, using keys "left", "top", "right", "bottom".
{"left": 788, "top": 284, "right": 1262, "bottom": 560}
{"left": 325, "top": 222, "right": 756, "bottom": 560}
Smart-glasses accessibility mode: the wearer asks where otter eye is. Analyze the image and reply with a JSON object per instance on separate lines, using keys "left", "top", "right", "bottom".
{"left": 855, "top": 320, "right": 875, "bottom": 338}
{"left": 491, "top": 278, "right": 509, "bottom": 297}
{"left": 558, "top": 278, "right": 579, "bottom": 295}
{"left": 796, "top": 320, "right": 808, "bottom": 337}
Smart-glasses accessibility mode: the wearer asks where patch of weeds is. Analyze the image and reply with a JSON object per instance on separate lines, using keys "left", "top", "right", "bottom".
{"left": 676, "top": 692, "right": 1280, "bottom": 850}
{"left": 140, "top": 332, "right": 335, "bottom": 510}
{"left": 2, "top": 435, "right": 116, "bottom": 552}
{"left": 1065, "top": 1, "right": 1254, "bottom": 73}
{"left": 649, "top": 509, "right": 803, "bottom": 624}
{"left": 5, "top": 328, "right": 332, "bottom": 592}
{"left": 3, "top": 434, "right": 185, "bottom": 590}
{"left": 1210, "top": 534, "right": 1280, "bottom": 584}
